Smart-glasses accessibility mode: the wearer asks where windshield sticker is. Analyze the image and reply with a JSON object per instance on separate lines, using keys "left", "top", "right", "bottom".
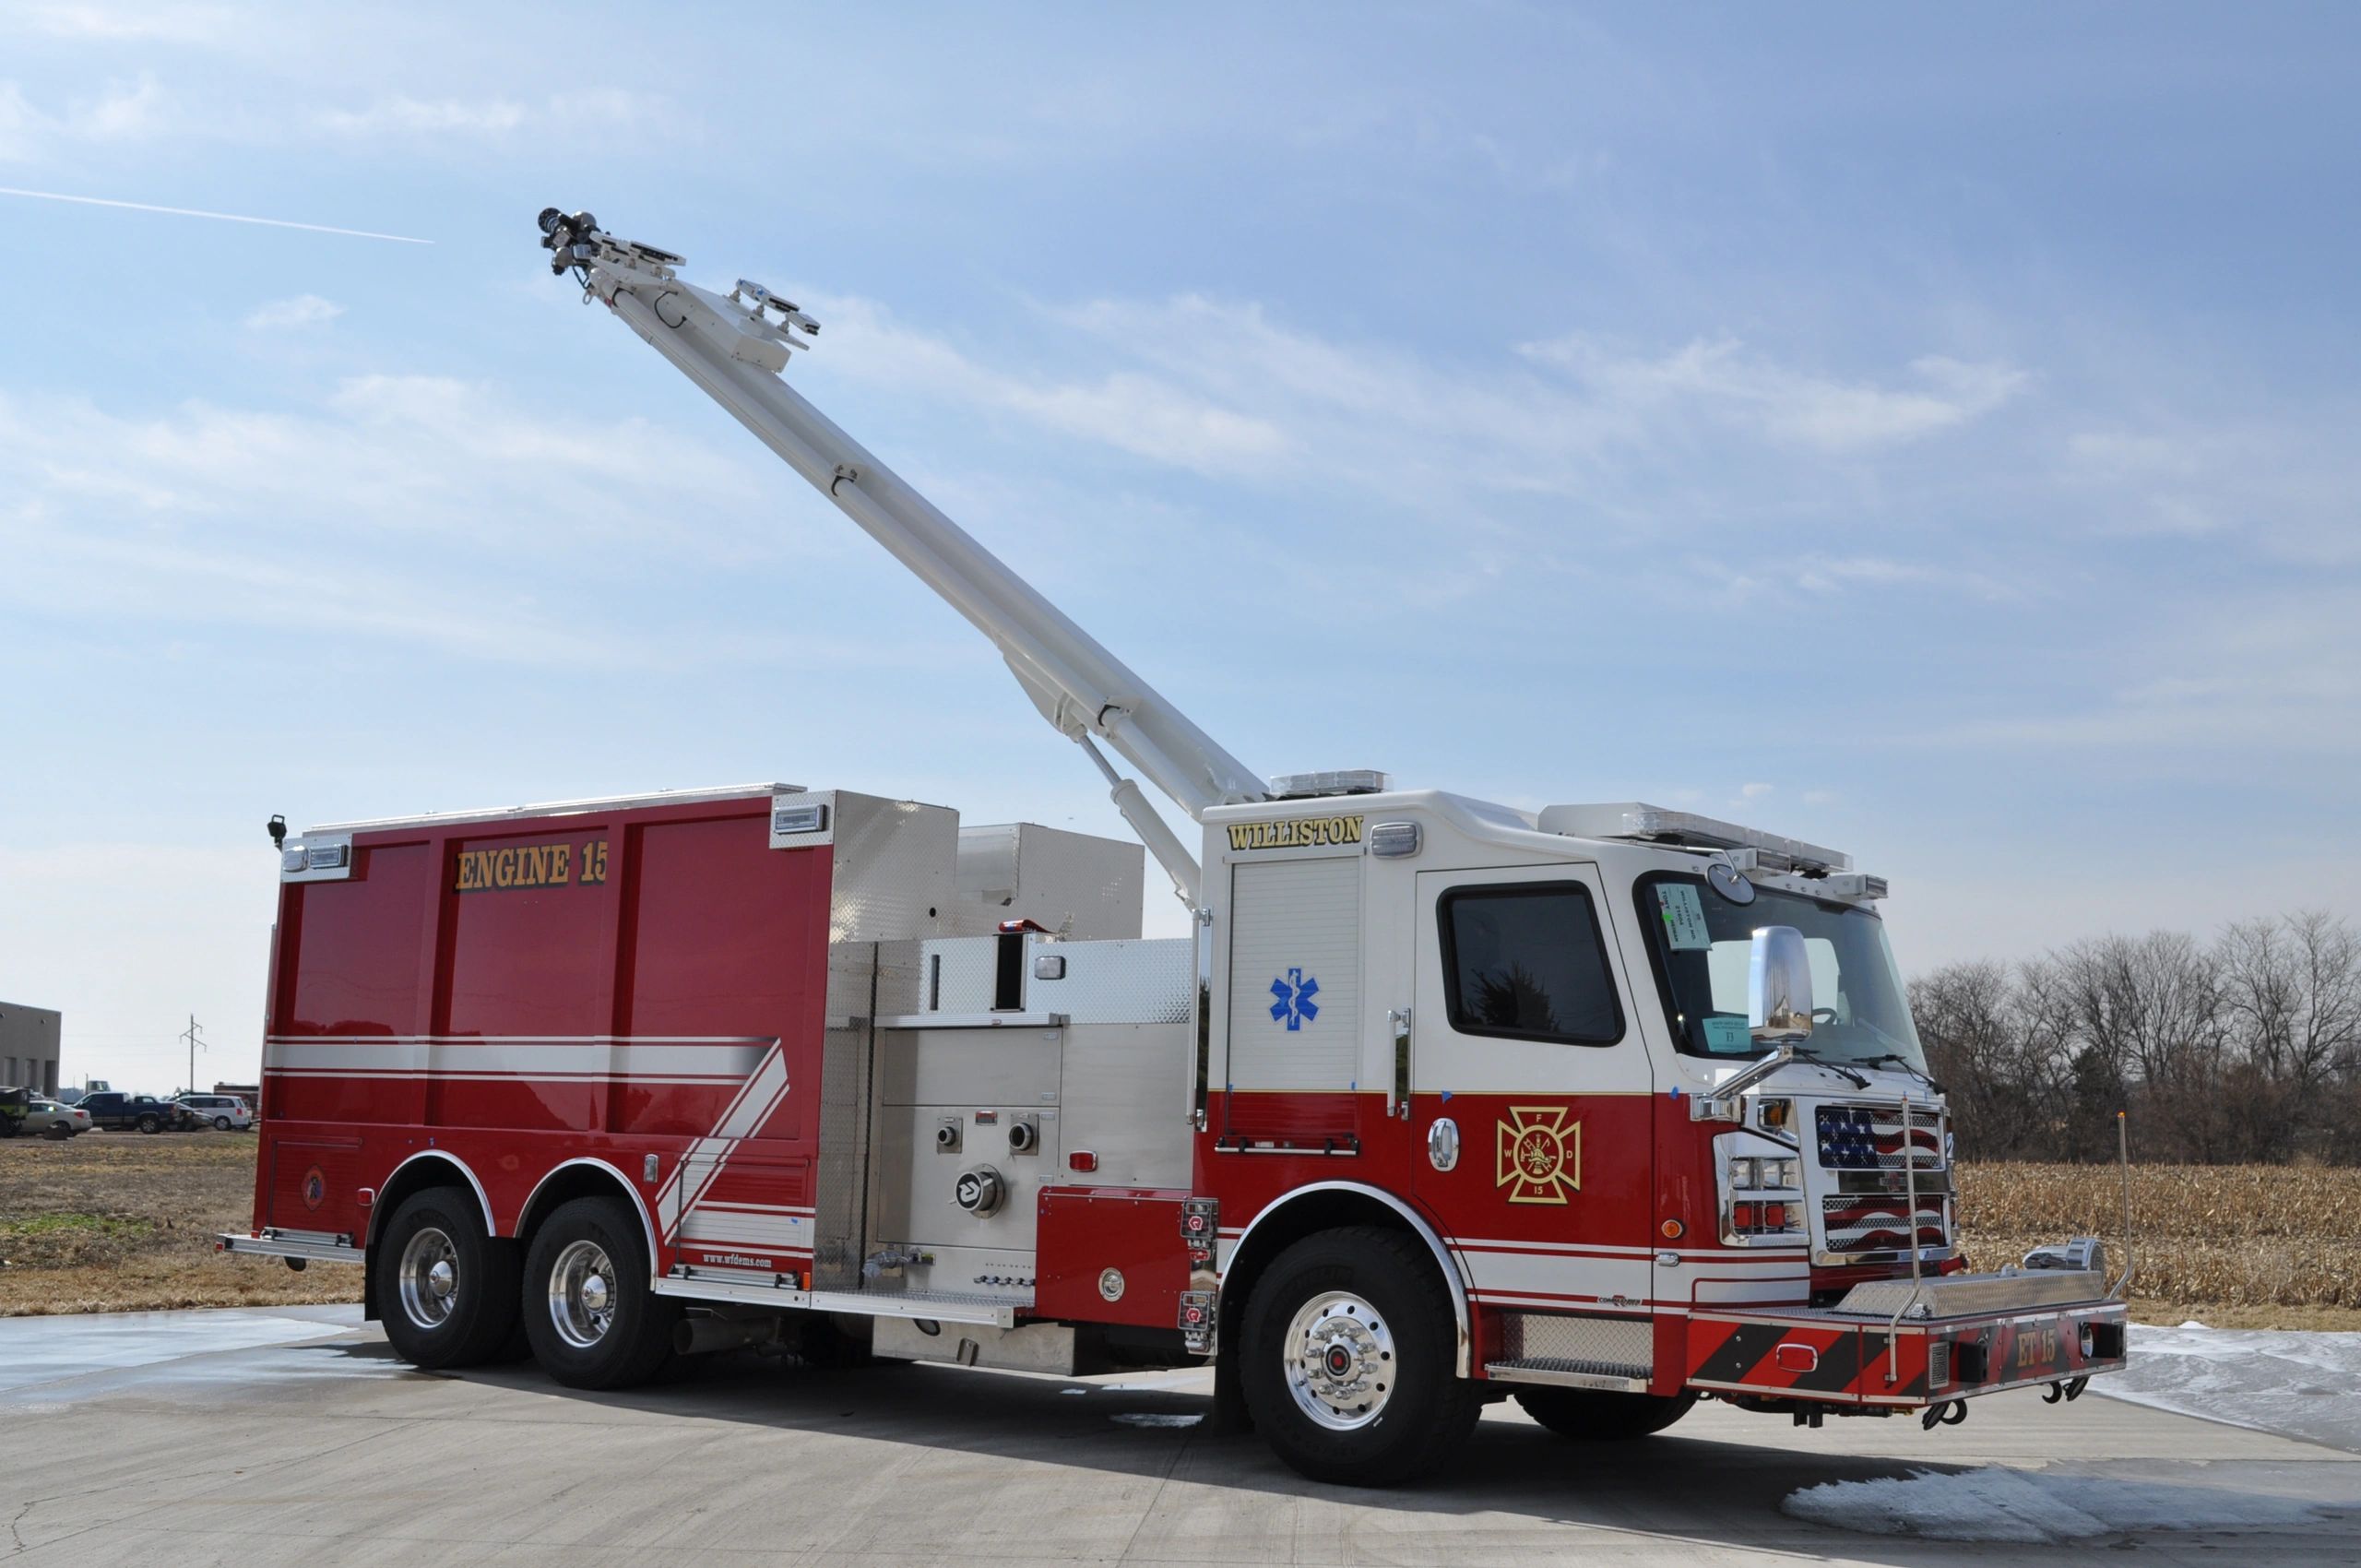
{"left": 1701, "top": 1016, "right": 1752, "bottom": 1052}
{"left": 1656, "top": 884, "right": 1712, "bottom": 950}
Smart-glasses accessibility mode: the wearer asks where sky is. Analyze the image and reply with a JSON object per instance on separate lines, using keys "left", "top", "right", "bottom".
{"left": 2, "top": 3, "right": 2355, "bottom": 1090}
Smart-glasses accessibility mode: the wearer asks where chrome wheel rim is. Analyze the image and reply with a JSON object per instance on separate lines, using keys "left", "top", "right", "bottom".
{"left": 1283, "top": 1291, "right": 1395, "bottom": 1431}
{"left": 549, "top": 1239, "right": 618, "bottom": 1349}
{"left": 397, "top": 1227, "right": 460, "bottom": 1331}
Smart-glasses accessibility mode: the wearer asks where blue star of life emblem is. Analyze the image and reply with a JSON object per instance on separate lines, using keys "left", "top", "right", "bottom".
{"left": 1269, "top": 968, "right": 1321, "bottom": 1030}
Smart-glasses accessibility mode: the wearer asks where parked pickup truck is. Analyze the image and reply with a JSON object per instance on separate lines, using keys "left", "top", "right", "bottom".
{"left": 77, "top": 1092, "right": 196, "bottom": 1134}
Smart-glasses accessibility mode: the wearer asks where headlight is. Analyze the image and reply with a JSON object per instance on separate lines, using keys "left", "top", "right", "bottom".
{"left": 1727, "top": 1157, "right": 1760, "bottom": 1190}
{"left": 1767, "top": 1157, "right": 1799, "bottom": 1190}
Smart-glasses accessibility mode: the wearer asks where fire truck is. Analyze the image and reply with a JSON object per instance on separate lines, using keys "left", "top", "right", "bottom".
{"left": 221, "top": 209, "right": 2128, "bottom": 1485}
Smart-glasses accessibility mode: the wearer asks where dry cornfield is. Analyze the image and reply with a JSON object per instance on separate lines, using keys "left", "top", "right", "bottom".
{"left": 4, "top": 1137, "right": 2356, "bottom": 1325}
{"left": 1953, "top": 1161, "right": 2361, "bottom": 1315}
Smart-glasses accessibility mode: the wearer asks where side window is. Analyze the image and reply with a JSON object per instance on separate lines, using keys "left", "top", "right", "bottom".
{"left": 1439, "top": 883, "right": 1622, "bottom": 1045}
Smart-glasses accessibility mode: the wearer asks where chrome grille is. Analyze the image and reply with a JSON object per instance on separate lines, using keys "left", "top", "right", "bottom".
{"left": 1820, "top": 1192, "right": 1949, "bottom": 1256}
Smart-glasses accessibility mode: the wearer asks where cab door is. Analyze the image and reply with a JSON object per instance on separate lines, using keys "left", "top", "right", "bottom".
{"left": 1409, "top": 863, "right": 1658, "bottom": 1326}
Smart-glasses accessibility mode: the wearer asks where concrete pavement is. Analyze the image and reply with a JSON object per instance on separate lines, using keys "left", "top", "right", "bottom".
{"left": 0, "top": 1307, "right": 2354, "bottom": 1565}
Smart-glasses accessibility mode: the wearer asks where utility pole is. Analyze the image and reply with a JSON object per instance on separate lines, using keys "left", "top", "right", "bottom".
{"left": 181, "top": 1014, "right": 205, "bottom": 1098}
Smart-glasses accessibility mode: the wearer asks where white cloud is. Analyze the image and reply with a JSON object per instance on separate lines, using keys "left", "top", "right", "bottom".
{"left": 1915, "top": 586, "right": 2361, "bottom": 757}
{"left": 1519, "top": 335, "right": 2029, "bottom": 452}
{"left": 809, "top": 292, "right": 1287, "bottom": 474}
{"left": 0, "top": 376, "right": 782, "bottom": 664}
{"left": 316, "top": 95, "right": 527, "bottom": 137}
{"left": 0, "top": 71, "right": 171, "bottom": 160}
{"left": 2067, "top": 414, "right": 2361, "bottom": 566}
{"left": 7, "top": 4, "right": 236, "bottom": 42}
{"left": 314, "top": 89, "right": 664, "bottom": 140}
{"left": 243, "top": 293, "right": 342, "bottom": 330}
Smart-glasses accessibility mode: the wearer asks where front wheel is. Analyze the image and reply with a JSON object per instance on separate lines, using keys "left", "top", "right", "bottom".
{"left": 1513, "top": 1386, "right": 1697, "bottom": 1441}
{"left": 1240, "top": 1227, "right": 1479, "bottom": 1487}
{"left": 521, "top": 1196, "right": 676, "bottom": 1390}
{"left": 373, "top": 1190, "right": 520, "bottom": 1369}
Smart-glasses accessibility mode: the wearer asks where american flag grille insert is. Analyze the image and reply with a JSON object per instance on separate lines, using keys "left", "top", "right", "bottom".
{"left": 1814, "top": 1103, "right": 1944, "bottom": 1171}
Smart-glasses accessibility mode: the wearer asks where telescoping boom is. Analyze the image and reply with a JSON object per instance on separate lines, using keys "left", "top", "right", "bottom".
{"left": 537, "top": 208, "right": 1264, "bottom": 905}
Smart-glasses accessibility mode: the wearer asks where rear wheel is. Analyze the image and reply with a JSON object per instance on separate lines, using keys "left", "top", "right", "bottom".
{"left": 136, "top": 1114, "right": 160, "bottom": 1134}
{"left": 1240, "top": 1227, "right": 1478, "bottom": 1486}
{"left": 373, "top": 1189, "right": 520, "bottom": 1370}
{"left": 212, "top": 1116, "right": 231, "bottom": 1131}
{"left": 1513, "top": 1386, "right": 1697, "bottom": 1441}
{"left": 521, "top": 1196, "right": 676, "bottom": 1390}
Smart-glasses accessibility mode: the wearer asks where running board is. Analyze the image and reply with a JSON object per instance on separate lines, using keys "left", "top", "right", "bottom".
{"left": 651, "top": 1272, "right": 1019, "bottom": 1328}
{"left": 1484, "top": 1361, "right": 1650, "bottom": 1393}
{"left": 217, "top": 1231, "right": 361, "bottom": 1264}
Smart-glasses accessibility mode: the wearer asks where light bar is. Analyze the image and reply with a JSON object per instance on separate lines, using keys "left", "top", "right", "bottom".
{"left": 1268, "top": 769, "right": 1392, "bottom": 800}
{"left": 1536, "top": 802, "right": 1850, "bottom": 873}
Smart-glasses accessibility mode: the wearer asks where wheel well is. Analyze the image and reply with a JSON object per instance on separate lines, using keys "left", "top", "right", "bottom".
{"left": 362, "top": 1154, "right": 492, "bottom": 1323}
{"left": 367, "top": 1155, "right": 491, "bottom": 1253}
{"left": 514, "top": 1160, "right": 655, "bottom": 1271}
{"left": 1215, "top": 1186, "right": 1467, "bottom": 1377}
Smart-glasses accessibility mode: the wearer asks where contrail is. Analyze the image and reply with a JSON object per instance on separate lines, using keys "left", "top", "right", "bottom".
{"left": 0, "top": 186, "right": 432, "bottom": 244}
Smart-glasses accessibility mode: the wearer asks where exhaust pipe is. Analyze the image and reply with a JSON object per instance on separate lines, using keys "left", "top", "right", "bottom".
{"left": 673, "top": 1315, "right": 784, "bottom": 1357}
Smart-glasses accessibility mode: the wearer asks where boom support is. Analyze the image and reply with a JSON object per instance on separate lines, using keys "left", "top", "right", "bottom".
{"left": 539, "top": 209, "right": 1265, "bottom": 905}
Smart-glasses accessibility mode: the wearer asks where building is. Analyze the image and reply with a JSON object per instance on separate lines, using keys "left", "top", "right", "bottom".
{"left": 0, "top": 1002, "right": 62, "bottom": 1096}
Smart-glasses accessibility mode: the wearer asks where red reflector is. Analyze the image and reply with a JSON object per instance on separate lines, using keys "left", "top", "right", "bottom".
{"left": 1774, "top": 1342, "right": 1819, "bottom": 1373}
{"left": 1733, "top": 1202, "right": 1759, "bottom": 1229}
{"left": 1068, "top": 1150, "right": 1099, "bottom": 1172}
{"left": 1763, "top": 1203, "right": 1788, "bottom": 1229}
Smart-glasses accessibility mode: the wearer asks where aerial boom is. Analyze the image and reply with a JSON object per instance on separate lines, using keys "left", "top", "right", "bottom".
{"left": 539, "top": 209, "right": 1264, "bottom": 904}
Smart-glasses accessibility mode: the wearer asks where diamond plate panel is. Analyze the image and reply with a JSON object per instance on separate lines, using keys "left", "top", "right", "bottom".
{"left": 1495, "top": 1313, "right": 1653, "bottom": 1377}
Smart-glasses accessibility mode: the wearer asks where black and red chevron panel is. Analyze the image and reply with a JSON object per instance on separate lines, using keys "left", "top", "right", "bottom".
{"left": 1685, "top": 1302, "right": 2129, "bottom": 1406}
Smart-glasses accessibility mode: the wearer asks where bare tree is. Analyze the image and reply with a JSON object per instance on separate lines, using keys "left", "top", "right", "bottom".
{"left": 1907, "top": 912, "right": 2359, "bottom": 1165}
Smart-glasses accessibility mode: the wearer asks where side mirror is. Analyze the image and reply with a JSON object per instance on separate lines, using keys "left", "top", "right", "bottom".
{"left": 1749, "top": 925, "right": 1814, "bottom": 1043}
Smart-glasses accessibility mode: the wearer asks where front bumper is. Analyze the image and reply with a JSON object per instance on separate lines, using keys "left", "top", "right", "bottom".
{"left": 1684, "top": 1268, "right": 2127, "bottom": 1408}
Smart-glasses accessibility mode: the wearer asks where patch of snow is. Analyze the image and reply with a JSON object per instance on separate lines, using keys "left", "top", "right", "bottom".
{"left": 1109, "top": 1412, "right": 1202, "bottom": 1428}
{"left": 2091, "top": 1322, "right": 2361, "bottom": 1454}
{"left": 1786, "top": 1467, "right": 2344, "bottom": 1543}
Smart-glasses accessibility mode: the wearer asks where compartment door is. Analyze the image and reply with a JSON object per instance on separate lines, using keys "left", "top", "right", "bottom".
{"left": 1220, "top": 854, "right": 1365, "bottom": 1148}
{"left": 265, "top": 1137, "right": 364, "bottom": 1240}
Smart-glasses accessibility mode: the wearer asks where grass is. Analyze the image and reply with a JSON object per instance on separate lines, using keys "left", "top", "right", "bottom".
{"left": 0, "top": 1133, "right": 357, "bottom": 1316}
{"left": 4, "top": 1138, "right": 2355, "bottom": 1329}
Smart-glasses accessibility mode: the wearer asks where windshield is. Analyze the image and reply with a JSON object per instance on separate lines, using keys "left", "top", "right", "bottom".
{"left": 1634, "top": 872, "right": 1925, "bottom": 1070}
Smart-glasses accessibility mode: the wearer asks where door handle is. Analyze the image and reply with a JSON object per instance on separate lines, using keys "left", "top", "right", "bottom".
{"left": 1387, "top": 1008, "right": 1412, "bottom": 1120}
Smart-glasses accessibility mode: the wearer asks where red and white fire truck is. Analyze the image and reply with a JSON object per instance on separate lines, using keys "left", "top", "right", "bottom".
{"left": 221, "top": 209, "right": 2128, "bottom": 1485}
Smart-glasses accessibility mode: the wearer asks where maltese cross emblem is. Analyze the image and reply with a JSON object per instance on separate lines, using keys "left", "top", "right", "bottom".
{"left": 1495, "top": 1106, "right": 1583, "bottom": 1205}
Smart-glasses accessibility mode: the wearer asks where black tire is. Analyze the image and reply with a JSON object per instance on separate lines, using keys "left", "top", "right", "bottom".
{"left": 373, "top": 1189, "right": 521, "bottom": 1370}
{"left": 43, "top": 1124, "right": 72, "bottom": 1141}
{"left": 1513, "top": 1386, "right": 1697, "bottom": 1441}
{"left": 520, "top": 1195, "right": 677, "bottom": 1390}
{"left": 213, "top": 1116, "right": 232, "bottom": 1132}
{"left": 136, "top": 1114, "right": 160, "bottom": 1134}
{"left": 0, "top": 1117, "right": 18, "bottom": 1138}
{"left": 1239, "top": 1226, "right": 1479, "bottom": 1487}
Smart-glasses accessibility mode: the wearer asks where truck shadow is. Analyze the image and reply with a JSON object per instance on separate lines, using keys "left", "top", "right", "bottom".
{"left": 407, "top": 1344, "right": 2016, "bottom": 1559}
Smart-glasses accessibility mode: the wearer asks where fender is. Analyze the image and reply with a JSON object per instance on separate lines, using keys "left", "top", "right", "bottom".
{"left": 516, "top": 1157, "right": 661, "bottom": 1274}
{"left": 1219, "top": 1180, "right": 1474, "bottom": 1379}
{"left": 369, "top": 1150, "right": 495, "bottom": 1249}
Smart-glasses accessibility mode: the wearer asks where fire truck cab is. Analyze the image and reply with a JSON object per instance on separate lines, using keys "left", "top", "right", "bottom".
{"left": 222, "top": 211, "right": 2129, "bottom": 1487}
